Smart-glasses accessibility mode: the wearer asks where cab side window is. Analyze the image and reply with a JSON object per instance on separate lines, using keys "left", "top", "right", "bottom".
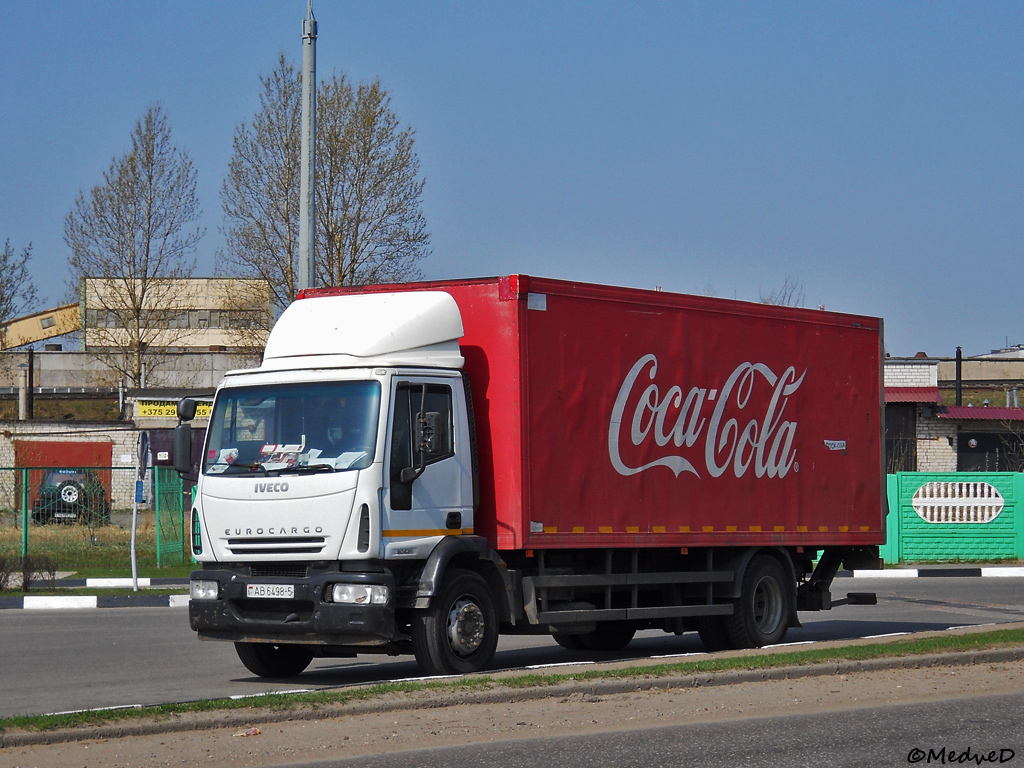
{"left": 390, "top": 384, "right": 454, "bottom": 510}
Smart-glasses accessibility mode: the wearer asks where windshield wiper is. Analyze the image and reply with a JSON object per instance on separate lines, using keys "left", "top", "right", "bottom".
{"left": 216, "top": 462, "right": 269, "bottom": 476}
{"left": 278, "top": 463, "right": 336, "bottom": 475}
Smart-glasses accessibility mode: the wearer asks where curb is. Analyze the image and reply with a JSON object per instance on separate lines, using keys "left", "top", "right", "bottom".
{"left": 848, "top": 567, "right": 1024, "bottom": 578}
{"left": 0, "top": 594, "right": 190, "bottom": 610}
{"left": 26, "top": 577, "right": 188, "bottom": 589}
{"left": 3, "top": 645, "right": 1023, "bottom": 748}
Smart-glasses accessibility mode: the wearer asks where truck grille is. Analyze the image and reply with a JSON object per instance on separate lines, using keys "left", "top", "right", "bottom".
{"left": 227, "top": 536, "right": 326, "bottom": 556}
{"left": 249, "top": 564, "right": 310, "bottom": 579}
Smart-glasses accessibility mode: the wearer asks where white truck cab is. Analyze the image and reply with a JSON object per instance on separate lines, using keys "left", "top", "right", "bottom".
{"left": 177, "top": 292, "right": 493, "bottom": 677}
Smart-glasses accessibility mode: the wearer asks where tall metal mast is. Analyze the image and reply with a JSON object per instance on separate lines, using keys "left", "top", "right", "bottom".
{"left": 298, "top": 0, "right": 317, "bottom": 293}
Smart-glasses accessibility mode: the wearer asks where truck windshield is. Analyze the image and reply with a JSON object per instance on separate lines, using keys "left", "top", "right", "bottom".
{"left": 203, "top": 381, "right": 381, "bottom": 475}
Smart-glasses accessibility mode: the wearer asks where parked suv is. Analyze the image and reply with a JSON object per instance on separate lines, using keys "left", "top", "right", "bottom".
{"left": 32, "top": 468, "right": 111, "bottom": 525}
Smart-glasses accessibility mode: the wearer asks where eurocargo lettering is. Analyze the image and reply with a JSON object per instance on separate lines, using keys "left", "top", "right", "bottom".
{"left": 174, "top": 275, "right": 885, "bottom": 677}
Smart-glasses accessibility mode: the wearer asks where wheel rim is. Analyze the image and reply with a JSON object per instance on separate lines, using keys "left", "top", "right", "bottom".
{"left": 446, "top": 596, "right": 485, "bottom": 657}
{"left": 61, "top": 486, "right": 80, "bottom": 504}
{"left": 752, "top": 574, "right": 784, "bottom": 635}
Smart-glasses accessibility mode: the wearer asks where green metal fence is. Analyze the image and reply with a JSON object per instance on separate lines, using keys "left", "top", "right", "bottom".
{"left": 0, "top": 465, "right": 188, "bottom": 569}
{"left": 153, "top": 467, "right": 185, "bottom": 566}
{"left": 882, "top": 472, "right": 1024, "bottom": 564}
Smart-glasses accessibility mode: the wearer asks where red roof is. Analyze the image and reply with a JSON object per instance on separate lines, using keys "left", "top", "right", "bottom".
{"left": 937, "top": 406, "right": 1024, "bottom": 422}
{"left": 885, "top": 387, "right": 941, "bottom": 403}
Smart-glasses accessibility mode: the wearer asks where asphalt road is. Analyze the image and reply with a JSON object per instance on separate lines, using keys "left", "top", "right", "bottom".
{"left": 2, "top": 576, "right": 1023, "bottom": 719}
{"left": 309, "top": 692, "right": 1024, "bottom": 768}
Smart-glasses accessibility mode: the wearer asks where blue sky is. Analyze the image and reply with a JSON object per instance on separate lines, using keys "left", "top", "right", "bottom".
{"left": 1, "top": 1, "right": 1022, "bottom": 357}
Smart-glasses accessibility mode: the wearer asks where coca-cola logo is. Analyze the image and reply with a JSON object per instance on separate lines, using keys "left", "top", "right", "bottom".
{"left": 608, "top": 354, "right": 805, "bottom": 480}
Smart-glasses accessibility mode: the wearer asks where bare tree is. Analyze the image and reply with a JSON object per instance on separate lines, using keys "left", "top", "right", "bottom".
{"left": 220, "top": 56, "right": 430, "bottom": 319}
{"left": 220, "top": 54, "right": 303, "bottom": 315}
{"left": 63, "top": 103, "right": 204, "bottom": 387}
{"left": 316, "top": 76, "right": 429, "bottom": 287}
{"left": 759, "top": 275, "right": 805, "bottom": 307}
{"left": 0, "top": 240, "right": 39, "bottom": 342}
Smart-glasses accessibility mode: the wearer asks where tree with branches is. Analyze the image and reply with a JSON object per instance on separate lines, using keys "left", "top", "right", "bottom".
{"left": 0, "top": 240, "right": 39, "bottom": 344}
{"left": 759, "top": 275, "right": 805, "bottom": 307}
{"left": 63, "top": 103, "right": 204, "bottom": 387}
{"left": 220, "top": 55, "right": 430, "bottom": 320}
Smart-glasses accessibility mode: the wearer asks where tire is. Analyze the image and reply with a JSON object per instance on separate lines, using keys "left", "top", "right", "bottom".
{"left": 58, "top": 482, "right": 82, "bottom": 505}
{"left": 411, "top": 569, "right": 498, "bottom": 676}
{"left": 552, "top": 633, "right": 587, "bottom": 650}
{"left": 234, "top": 642, "right": 315, "bottom": 678}
{"left": 724, "top": 555, "right": 793, "bottom": 649}
{"left": 578, "top": 622, "right": 636, "bottom": 652}
{"left": 695, "top": 615, "right": 734, "bottom": 652}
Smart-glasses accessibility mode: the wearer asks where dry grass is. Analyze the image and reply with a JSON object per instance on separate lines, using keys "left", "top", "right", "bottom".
{"left": 0, "top": 509, "right": 162, "bottom": 570}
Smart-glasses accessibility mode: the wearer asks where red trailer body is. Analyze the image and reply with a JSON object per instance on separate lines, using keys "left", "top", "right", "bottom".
{"left": 307, "top": 275, "right": 886, "bottom": 553}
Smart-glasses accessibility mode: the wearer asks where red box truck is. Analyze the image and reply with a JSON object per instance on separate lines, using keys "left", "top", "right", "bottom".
{"left": 177, "top": 275, "right": 884, "bottom": 678}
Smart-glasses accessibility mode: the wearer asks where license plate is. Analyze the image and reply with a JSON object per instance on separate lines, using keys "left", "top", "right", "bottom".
{"left": 54, "top": 513, "right": 76, "bottom": 519}
{"left": 246, "top": 583, "right": 294, "bottom": 599}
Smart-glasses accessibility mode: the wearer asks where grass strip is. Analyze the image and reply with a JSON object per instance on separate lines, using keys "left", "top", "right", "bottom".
{"left": 3, "top": 626, "right": 1023, "bottom": 735}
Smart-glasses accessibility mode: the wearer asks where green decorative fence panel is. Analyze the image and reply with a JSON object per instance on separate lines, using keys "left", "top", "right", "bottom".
{"left": 884, "top": 472, "right": 1024, "bottom": 563}
{"left": 154, "top": 467, "right": 185, "bottom": 566}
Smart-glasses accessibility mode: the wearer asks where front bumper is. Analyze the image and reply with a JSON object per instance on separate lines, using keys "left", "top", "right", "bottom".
{"left": 188, "top": 566, "right": 399, "bottom": 646}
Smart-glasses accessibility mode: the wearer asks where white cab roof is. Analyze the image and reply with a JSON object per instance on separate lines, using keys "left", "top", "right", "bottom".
{"left": 259, "top": 291, "right": 465, "bottom": 371}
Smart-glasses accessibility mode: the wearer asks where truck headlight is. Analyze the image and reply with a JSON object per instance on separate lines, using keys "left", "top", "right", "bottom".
{"left": 190, "top": 579, "right": 220, "bottom": 600}
{"left": 329, "top": 584, "right": 389, "bottom": 605}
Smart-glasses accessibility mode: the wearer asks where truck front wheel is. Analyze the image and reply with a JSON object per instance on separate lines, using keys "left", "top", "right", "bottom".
{"left": 411, "top": 569, "right": 499, "bottom": 675}
{"left": 724, "top": 554, "right": 793, "bottom": 649}
{"left": 234, "top": 642, "right": 315, "bottom": 678}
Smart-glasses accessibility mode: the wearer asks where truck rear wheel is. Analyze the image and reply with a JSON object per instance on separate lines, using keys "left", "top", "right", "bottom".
{"left": 695, "top": 615, "right": 734, "bottom": 652}
{"left": 579, "top": 622, "right": 636, "bottom": 651}
{"left": 411, "top": 569, "right": 498, "bottom": 675}
{"left": 552, "top": 633, "right": 587, "bottom": 650}
{"left": 724, "top": 555, "right": 792, "bottom": 649}
{"left": 234, "top": 642, "right": 315, "bottom": 678}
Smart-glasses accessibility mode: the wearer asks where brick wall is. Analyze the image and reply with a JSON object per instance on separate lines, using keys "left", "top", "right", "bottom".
{"left": 916, "top": 412, "right": 957, "bottom": 472}
{"left": 0, "top": 421, "right": 142, "bottom": 508}
{"left": 884, "top": 361, "right": 939, "bottom": 388}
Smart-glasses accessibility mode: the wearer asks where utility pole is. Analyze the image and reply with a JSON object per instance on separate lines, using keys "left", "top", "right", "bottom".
{"left": 298, "top": 0, "right": 317, "bottom": 293}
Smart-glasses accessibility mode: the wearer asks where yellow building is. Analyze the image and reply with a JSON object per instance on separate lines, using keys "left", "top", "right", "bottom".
{"left": 82, "top": 277, "right": 272, "bottom": 351}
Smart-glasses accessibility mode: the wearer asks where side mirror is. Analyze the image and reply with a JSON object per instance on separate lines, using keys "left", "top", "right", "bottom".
{"left": 399, "top": 411, "right": 441, "bottom": 484}
{"left": 173, "top": 423, "right": 193, "bottom": 475}
{"left": 177, "top": 398, "right": 197, "bottom": 422}
{"left": 414, "top": 411, "right": 440, "bottom": 455}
